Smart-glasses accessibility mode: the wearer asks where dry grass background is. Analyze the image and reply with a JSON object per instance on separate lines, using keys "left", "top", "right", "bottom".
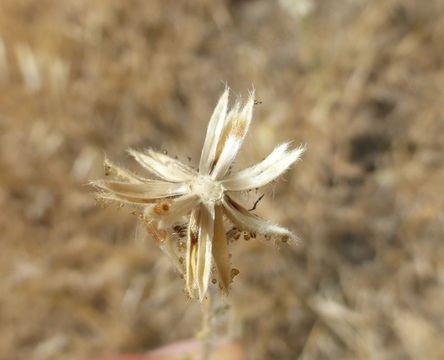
{"left": 0, "top": 0, "right": 443, "bottom": 359}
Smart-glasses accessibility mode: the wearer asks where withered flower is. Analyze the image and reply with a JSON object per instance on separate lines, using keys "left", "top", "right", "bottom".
{"left": 92, "top": 87, "right": 305, "bottom": 301}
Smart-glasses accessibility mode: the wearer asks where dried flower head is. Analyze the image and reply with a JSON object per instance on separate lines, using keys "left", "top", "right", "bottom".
{"left": 92, "top": 87, "right": 305, "bottom": 301}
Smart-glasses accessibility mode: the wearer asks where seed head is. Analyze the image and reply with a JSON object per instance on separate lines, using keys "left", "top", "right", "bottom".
{"left": 91, "top": 86, "right": 305, "bottom": 301}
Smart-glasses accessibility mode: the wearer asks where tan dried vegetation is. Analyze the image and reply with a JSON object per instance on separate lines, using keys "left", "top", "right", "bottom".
{"left": 0, "top": 0, "right": 443, "bottom": 359}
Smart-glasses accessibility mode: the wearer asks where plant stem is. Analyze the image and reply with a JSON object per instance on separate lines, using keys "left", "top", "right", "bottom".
{"left": 201, "top": 291, "right": 214, "bottom": 360}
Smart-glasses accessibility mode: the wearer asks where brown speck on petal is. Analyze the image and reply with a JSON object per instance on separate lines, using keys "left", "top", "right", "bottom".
{"left": 231, "top": 268, "right": 240, "bottom": 281}
{"left": 191, "top": 230, "right": 198, "bottom": 245}
{"left": 174, "top": 224, "right": 187, "bottom": 238}
{"left": 144, "top": 221, "right": 167, "bottom": 244}
{"left": 231, "top": 118, "right": 247, "bottom": 139}
{"left": 226, "top": 196, "right": 241, "bottom": 211}
{"left": 154, "top": 200, "right": 171, "bottom": 215}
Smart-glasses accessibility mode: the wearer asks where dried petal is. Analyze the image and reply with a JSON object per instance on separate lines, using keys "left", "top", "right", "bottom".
{"left": 129, "top": 149, "right": 195, "bottom": 182}
{"left": 196, "top": 205, "right": 215, "bottom": 300}
{"left": 199, "top": 86, "right": 230, "bottom": 175}
{"left": 212, "top": 205, "right": 231, "bottom": 293}
{"left": 186, "top": 207, "right": 200, "bottom": 298}
{"left": 103, "top": 157, "right": 149, "bottom": 183}
{"left": 211, "top": 91, "right": 255, "bottom": 179}
{"left": 222, "top": 195, "right": 298, "bottom": 243}
{"left": 221, "top": 143, "right": 305, "bottom": 191}
{"left": 91, "top": 180, "right": 187, "bottom": 201}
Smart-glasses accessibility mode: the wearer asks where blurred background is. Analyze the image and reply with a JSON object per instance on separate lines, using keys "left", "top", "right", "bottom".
{"left": 1, "top": 0, "right": 443, "bottom": 359}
